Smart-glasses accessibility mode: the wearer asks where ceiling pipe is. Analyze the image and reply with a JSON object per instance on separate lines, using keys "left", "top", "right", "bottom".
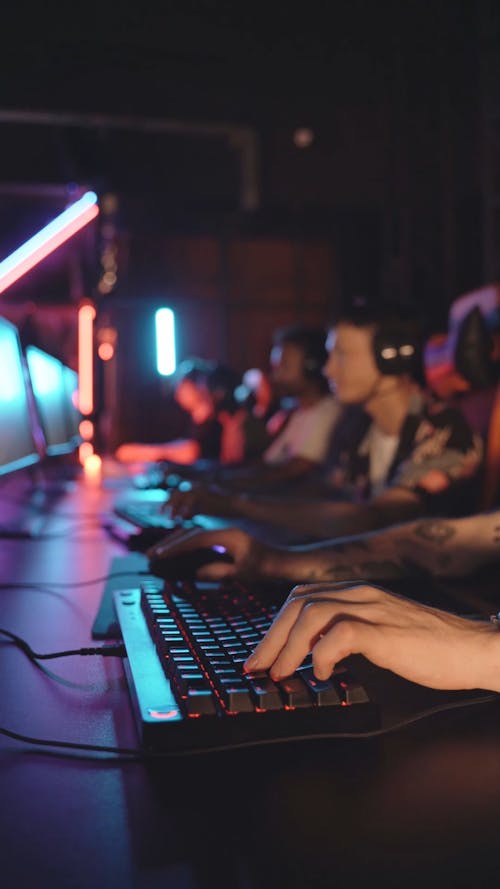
{"left": 0, "top": 108, "right": 261, "bottom": 211}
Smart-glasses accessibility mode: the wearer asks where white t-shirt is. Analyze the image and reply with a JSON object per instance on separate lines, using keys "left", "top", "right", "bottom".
{"left": 263, "top": 395, "right": 342, "bottom": 465}
{"left": 361, "top": 424, "right": 400, "bottom": 497}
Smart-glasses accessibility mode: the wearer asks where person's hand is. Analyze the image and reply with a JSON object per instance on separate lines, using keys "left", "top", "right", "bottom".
{"left": 146, "top": 526, "right": 277, "bottom": 581}
{"left": 244, "top": 583, "right": 500, "bottom": 693}
{"left": 167, "top": 482, "right": 237, "bottom": 520}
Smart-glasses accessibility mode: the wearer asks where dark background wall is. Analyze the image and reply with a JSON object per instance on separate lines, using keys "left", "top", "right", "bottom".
{"left": 1, "top": 1, "right": 499, "bottom": 445}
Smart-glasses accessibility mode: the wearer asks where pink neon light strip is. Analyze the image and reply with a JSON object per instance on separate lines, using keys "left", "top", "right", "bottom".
{"left": 78, "top": 304, "right": 95, "bottom": 415}
{"left": 0, "top": 193, "right": 99, "bottom": 295}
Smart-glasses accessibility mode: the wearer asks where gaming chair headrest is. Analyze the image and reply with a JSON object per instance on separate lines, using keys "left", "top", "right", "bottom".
{"left": 424, "top": 284, "right": 500, "bottom": 392}
{"left": 454, "top": 306, "right": 496, "bottom": 389}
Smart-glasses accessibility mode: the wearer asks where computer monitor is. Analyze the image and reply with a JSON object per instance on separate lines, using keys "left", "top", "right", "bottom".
{"left": 0, "top": 315, "right": 45, "bottom": 475}
{"left": 25, "top": 345, "right": 78, "bottom": 456}
{"left": 61, "top": 364, "right": 82, "bottom": 446}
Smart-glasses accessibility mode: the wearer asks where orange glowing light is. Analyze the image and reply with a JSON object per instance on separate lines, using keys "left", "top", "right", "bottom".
{"left": 78, "top": 441, "right": 94, "bottom": 465}
{"left": 147, "top": 709, "right": 181, "bottom": 720}
{"left": 79, "top": 419, "right": 94, "bottom": 440}
{"left": 98, "top": 341, "right": 114, "bottom": 361}
{"left": 83, "top": 453, "right": 102, "bottom": 485}
{"left": 78, "top": 303, "right": 96, "bottom": 415}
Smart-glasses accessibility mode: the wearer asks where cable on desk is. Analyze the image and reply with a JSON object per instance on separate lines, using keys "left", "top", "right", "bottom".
{"left": 0, "top": 519, "right": 111, "bottom": 541}
{"left": 0, "top": 628, "right": 126, "bottom": 662}
{"left": 0, "top": 570, "right": 152, "bottom": 592}
{"left": 1, "top": 692, "right": 499, "bottom": 761}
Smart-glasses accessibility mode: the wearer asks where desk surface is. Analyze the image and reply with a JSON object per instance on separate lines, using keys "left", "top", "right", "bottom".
{"left": 1, "top": 465, "right": 500, "bottom": 889}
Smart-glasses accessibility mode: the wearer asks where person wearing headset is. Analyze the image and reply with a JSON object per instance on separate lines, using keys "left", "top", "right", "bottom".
{"left": 159, "top": 300, "right": 483, "bottom": 542}
{"left": 207, "top": 322, "right": 343, "bottom": 492}
{"left": 160, "top": 324, "right": 343, "bottom": 492}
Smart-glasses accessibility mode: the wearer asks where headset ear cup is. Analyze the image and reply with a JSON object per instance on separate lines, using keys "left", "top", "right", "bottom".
{"left": 373, "top": 327, "right": 420, "bottom": 376}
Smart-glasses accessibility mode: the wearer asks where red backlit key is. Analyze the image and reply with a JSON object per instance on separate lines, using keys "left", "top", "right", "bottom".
{"left": 298, "top": 667, "right": 343, "bottom": 706}
{"left": 245, "top": 672, "right": 283, "bottom": 710}
{"left": 185, "top": 687, "right": 217, "bottom": 716}
{"left": 278, "top": 676, "right": 312, "bottom": 708}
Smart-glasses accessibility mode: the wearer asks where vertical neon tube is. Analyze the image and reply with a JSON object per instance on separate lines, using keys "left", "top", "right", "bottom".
{"left": 155, "top": 308, "right": 176, "bottom": 376}
{"left": 78, "top": 304, "right": 95, "bottom": 415}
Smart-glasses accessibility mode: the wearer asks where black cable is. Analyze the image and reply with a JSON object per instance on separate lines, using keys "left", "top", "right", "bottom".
{"left": 0, "top": 628, "right": 126, "bottom": 689}
{"left": 0, "top": 519, "right": 112, "bottom": 541}
{"left": 0, "top": 570, "right": 151, "bottom": 592}
{"left": 0, "top": 628, "right": 126, "bottom": 662}
{"left": 0, "top": 691, "right": 499, "bottom": 760}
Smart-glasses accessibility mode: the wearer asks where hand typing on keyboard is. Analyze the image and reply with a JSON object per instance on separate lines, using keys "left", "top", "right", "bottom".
{"left": 167, "top": 482, "right": 239, "bottom": 520}
{"left": 114, "top": 580, "right": 378, "bottom": 750}
{"left": 244, "top": 583, "right": 500, "bottom": 694}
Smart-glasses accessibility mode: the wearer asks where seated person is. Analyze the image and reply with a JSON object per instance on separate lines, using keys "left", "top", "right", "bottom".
{"left": 226, "top": 366, "right": 279, "bottom": 462}
{"left": 115, "top": 357, "right": 225, "bottom": 466}
{"left": 424, "top": 284, "right": 500, "bottom": 511}
{"left": 242, "top": 578, "right": 500, "bottom": 694}
{"left": 425, "top": 284, "right": 500, "bottom": 434}
{"left": 207, "top": 323, "right": 342, "bottom": 492}
{"left": 157, "top": 323, "right": 342, "bottom": 492}
{"left": 164, "top": 301, "right": 484, "bottom": 539}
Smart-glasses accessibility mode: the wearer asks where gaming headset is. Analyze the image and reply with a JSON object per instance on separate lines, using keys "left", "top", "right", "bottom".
{"left": 372, "top": 321, "right": 423, "bottom": 377}
{"left": 335, "top": 300, "right": 424, "bottom": 380}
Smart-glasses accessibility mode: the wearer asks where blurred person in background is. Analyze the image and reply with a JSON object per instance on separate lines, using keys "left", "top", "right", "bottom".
{"left": 115, "top": 357, "right": 226, "bottom": 466}
{"left": 162, "top": 301, "right": 483, "bottom": 539}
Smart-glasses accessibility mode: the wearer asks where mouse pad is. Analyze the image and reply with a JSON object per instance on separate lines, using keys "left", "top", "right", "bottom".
{"left": 92, "top": 552, "right": 154, "bottom": 639}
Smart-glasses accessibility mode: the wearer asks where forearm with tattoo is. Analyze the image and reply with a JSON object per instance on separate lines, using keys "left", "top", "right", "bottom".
{"left": 285, "top": 512, "right": 500, "bottom": 582}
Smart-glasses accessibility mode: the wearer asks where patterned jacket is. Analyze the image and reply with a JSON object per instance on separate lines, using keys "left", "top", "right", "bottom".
{"left": 324, "top": 393, "right": 484, "bottom": 516}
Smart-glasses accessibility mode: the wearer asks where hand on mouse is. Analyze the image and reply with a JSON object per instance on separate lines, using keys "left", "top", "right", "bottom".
{"left": 146, "top": 526, "right": 281, "bottom": 581}
{"left": 244, "top": 582, "right": 500, "bottom": 692}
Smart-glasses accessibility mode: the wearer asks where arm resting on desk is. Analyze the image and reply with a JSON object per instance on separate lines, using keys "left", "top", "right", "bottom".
{"left": 146, "top": 510, "right": 500, "bottom": 584}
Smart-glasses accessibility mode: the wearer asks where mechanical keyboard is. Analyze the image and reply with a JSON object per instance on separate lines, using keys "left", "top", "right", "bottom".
{"left": 113, "top": 489, "right": 228, "bottom": 531}
{"left": 132, "top": 466, "right": 169, "bottom": 490}
{"left": 114, "top": 499, "right": 188, "bottom": 531}
{"left": 114, "top": 578, "right": 379, "bottom": 752}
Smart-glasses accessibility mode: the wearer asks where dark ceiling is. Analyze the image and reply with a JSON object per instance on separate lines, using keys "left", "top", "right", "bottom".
{"left": 1, "top": 1, "right": 485, "bottom": 208}
{"left": 2, "top": 2, "right": 482, "bottom": 124}
{"left": 0, "top": 1, "right": 498, "bottom": 312}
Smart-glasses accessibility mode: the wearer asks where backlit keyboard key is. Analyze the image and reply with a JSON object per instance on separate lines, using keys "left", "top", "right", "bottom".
{"left": 245, "top": 673, "right": 283, "bottom": 710}
{"left": 278, "top": 676, "right": 312, "bottom": 708}
{"left": 298, "top": 668, "right": 343, "bottom": 706}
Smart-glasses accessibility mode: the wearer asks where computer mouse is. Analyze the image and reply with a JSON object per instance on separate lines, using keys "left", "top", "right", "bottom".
{"left": 127, "top": 527, "right": 173, "bottom": 551}
{"left": 148, "top": 546, "right": 233, "bottom": 580}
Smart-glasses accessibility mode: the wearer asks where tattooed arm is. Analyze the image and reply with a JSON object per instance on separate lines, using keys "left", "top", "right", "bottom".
{"left": 146, "top": 510, "right": 500, "bottom": 583}
{"left": 286, "top": 511, "right": 500, "bottom": 582}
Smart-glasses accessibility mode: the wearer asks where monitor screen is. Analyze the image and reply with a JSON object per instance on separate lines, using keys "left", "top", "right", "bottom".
{"left": 0, "top": 316, "right": 44, "bottom": 475}
{"left": 26, "top": 345, "right": 77, "bottom": 456}
{"left": 61, "top": 364, "right": 82, "bottom": 444}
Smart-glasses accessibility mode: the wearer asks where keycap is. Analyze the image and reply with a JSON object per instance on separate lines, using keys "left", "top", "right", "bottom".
{"left": 278, "top": 675, "right": 312, "bottom": 708}
{"left": 298, "top": 668, "right": 343, "bottom": 706}
{"left": 335, "top": 674, "right": 371, "bottom": 704}
{"left": 245, "top": 673, "right": 283, "bottom": 710}
{"left": 216, "top": 679, "right": 254, "bottom": 712}
{"left": 185, "top": 688, "right": 217, "bottom": 716}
